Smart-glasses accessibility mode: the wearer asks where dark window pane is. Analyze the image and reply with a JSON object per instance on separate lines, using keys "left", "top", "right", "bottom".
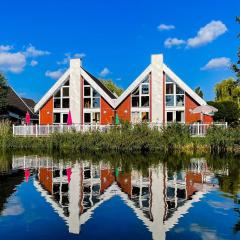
{"left": 62, "top": 98, "right": 69, "bottom": 108}
{"left": 63, "top": 114, "right": 68, "bottom": 123}
{"left": 54, "top": 113, "right": 60, "bottom": 123}
{"left": 62, "top": 87, "right": 69, "bottom": 97}
{"left": 142, "top": 112, "right": 149, "bottom": 121}
{"left": 167, "top": 112, "right": 173, "bottom": 122}
{"left": 84, "top": 80, "right": 90, "bottom": 86}
{"left": 166, "top": 83, "right": 174, "bottom": 94}
{"left": 64, "top": 80, "right": 69, "bottom": 86}
{"left": 142, "top": 76, "right": 149, "bottom": 83}
{"left": 141, "top": 96, "right": 149, "bottom": 107}
{"left": 93, "top": 89, "right": 100, "bottom": 97}
{"left": 93, "top": 98, "right": 100, "bottom": 108}
{"left": 142, "top": 84, "right": 149, "bottom": 94}
{"left": 176, "top": 95, "right": 184, "bottom": 106}
{"left": 176, "top": 85, "right": 184, "bottom": 94}
{"left": 132, "top": 88, "right": 139, "bottom": 96}
{"left": 84, "top": 113, "right": 91, "bottom": 123}
{"left": 55, "top": 90, "right": 61, "bottom": 98}
{"left": 54, "top": 99, "right": 61, "bottom": 108}
{"left": 166, "top": 75, "right": 173, "bottom": 83}
{"left": 176, "top": 111, "right": 184, "bottom": 122}
{"left": 132, "top": 96, "right": 139, "bottom": 107}
{"left": 166, "top": 95, "right": 174, "bottom": 106}
{"left": 84, "top": 87, "right": 91, "bottom": 96}
{"left": 84, "top": 98, "right": 91, "bottom": 108}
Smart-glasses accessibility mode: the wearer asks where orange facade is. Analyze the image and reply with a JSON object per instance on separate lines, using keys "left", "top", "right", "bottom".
{"left": 40, "top": 97, "right": 53, "bottom": 125}
{"left": 39, "top": 168, "right": 53, "bottom": 193}
{"left": 185, "top": 93, "right": 213, "bottom": 123}
{"left": 39, "top": 81, "right": 212, "bottom": 125}
{"left": 116, "top": 95, "right": 131, "bottom": 122}
{"left": 100, "top": 97, "right": 115, "bottom": 124}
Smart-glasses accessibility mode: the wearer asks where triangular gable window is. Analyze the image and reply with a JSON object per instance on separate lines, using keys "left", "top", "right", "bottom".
{"left": 165, "top": 75, "right": 184, "bottom": 107}
{"left": 83, "top": 79, "right": 100, "bottom": 109}
{"left": 131, "top": 75, "right": 150, "bottom": 108}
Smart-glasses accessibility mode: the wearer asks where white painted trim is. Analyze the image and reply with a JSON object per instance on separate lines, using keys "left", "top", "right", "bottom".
{"left": 81, "top": 69, "right": 115, "bottom": 108}
{"left": 163, "top": 64, "right": 206, "bottom": 106}
{"left": 115, "top": 65, "right": 152, "bottom": 108}
{"left": 34, "top": 69, "right": 70, "bottom": 112}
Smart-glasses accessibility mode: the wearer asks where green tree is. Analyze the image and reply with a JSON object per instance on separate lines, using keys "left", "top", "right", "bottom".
{"left": 232, "top": 16, "right": 240, "bottom": 84}
{"left": 194, "top": 86, "right": 203, "bottom": 98}
{"left": 207, "top": 100, "right": 240, "bottom": 123}
{"left": 100, "top": 79, "right": 123, "bottom": 96}
{"left": 0, "top": 73, "right": 8, "bottom": 116}
{"left": 215, "top": 78, "right": 240, "bottom": 106}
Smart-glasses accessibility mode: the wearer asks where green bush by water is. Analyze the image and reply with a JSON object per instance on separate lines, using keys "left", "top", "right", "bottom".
{"left": 0, "top": 121, "right": 239, "bottom": 154}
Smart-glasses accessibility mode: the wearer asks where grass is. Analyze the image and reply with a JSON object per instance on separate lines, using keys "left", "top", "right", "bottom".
{"left": 0, "top": 121, "right": 239, "bottom": 154}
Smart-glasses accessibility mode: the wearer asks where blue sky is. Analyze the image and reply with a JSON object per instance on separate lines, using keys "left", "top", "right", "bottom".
{"left": 0, "top": 0, "right": 239, "bottom": 101}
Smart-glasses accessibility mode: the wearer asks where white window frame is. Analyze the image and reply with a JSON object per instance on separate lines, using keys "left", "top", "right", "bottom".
{"left": 53, "top": 82, "right": 70, "bottom": 110}
{"left": 131, "top": 76, "right": 150, "bottom": 108}
{"left": 165, "top": 110, "right": 185, "bottom": 123}
{"left": 83, "top": 81, "right": 101, "bottom": 109}
{"left": 165, "top": 77, "right": 185, "bottom": 108}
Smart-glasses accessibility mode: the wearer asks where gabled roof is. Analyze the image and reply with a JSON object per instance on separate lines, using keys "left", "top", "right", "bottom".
{"left": 34, "top": 68, "right": 116, "bottom": 112}
{"left": 34, "top": 58, "right": 206, "bottom": 112}
{"left": 7, "top": 87, "right": 35, "bottom": 115}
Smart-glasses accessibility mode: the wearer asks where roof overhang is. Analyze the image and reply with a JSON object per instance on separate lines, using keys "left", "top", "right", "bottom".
{"left": 34, "top": 69, "right": 70, "bottom": 112}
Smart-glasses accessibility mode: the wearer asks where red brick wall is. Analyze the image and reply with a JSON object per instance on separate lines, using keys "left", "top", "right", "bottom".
{"left": 40, "top": 97, "right": 53, "bottom": 125}
{"left": 185, "top": 93, "right": 213, "bottom": 123}
{"left": 100, "top": 97, "right": 115, "bottom": 124}
{"left": 116, "top": 95, "right": 131, "bottom": 122}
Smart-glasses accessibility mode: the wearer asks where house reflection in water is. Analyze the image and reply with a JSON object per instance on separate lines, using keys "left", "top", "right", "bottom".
{"left": 12, "top": 156, "right": 222, "bottom": 240}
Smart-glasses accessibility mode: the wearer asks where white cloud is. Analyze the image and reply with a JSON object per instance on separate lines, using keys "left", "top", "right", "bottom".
{"left": 45, "top": 69, "right": 64, "bottom": 80}
{"left": 24, "top": 45, "right": 50, "bottom": 57}
{"left": 99, "top": 67, "right": 110, "bottom": 77}
{"left": 0, "top": 52, "right": 26, "bottom": 73}
{"left": 164, "top": 38, "right": 186, "bottom": 48}
{"left": 74, "top": 53, "right": 86, "bottom": 59}
{"left": 30, "top": 60, "right": 38, "bottom": 67}
{"left": 201, "top": 57, "right": 231, "bottom": 70}
{"left": 190, "top": 223, "right": 226, "bottom": 240}
{"left": 158, "top": 24, "right": 175, "bottom": 31}
{"left": 187, "top": 20, "right": 227, "bottom": 48}
{"left": 57, "top": 52, "right": 86, "bottom": 65}
{"left": 0, "top": 45, "right": 13, "bottom": 52}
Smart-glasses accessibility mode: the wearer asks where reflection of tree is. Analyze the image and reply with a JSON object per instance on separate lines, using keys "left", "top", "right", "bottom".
{"left": 211, "top": 156, "right": 240, "bottom": 235}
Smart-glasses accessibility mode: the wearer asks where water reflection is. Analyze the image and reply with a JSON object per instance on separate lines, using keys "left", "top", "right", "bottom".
{"left": 1, "top": 155, "right": 233, "bottom": 240}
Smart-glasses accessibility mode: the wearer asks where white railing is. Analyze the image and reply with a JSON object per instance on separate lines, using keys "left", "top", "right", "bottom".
{"left": 12, "top": 122, "right": 228, "bottom": 137}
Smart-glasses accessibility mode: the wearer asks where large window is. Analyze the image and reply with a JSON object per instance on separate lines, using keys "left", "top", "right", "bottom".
{"left": 165, "top": 76, "right": 184, "bottom": 107}
{"left": 131, "top": 76, "right": 150, "bottom": 108}
{"left": 53, "top": 112, "right": 68, "bottom": 124}
{"left": 84, "top": 80, "right": 100, "bottom": 108}
{"left": 166, "top": 110, "right": 184, "bottom": 123}
{"left": 84, "top": 112, "right": 100, "bottom": 124}
{"left": 54, "top": 80, "right": 70, "bottom": 109}
{"left": 131, "top": 111, "right": 150, "bottom": 123}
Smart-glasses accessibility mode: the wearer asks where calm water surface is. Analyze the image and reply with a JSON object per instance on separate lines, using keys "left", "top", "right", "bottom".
{"left": 0, "top": 154, "right": 240, "bottom": 240}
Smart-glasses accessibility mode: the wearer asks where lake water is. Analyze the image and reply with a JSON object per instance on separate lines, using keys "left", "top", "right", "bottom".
{"left": 0, "top": 153, "right": 240, "bottom": 240}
